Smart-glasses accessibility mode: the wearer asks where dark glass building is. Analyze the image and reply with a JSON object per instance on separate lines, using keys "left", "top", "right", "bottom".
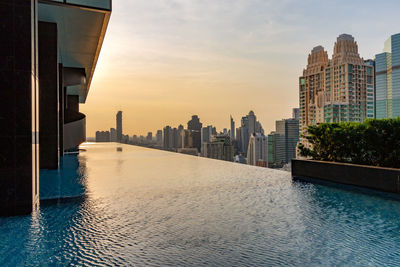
{"left": 187, "top": 115, "right": 203, "bottom": 153}
{"left": 116, "top": 111, "right": 123, "bottom": 142}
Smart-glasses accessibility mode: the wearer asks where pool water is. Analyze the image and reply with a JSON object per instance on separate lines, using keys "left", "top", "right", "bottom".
{"left": 1, "top": 143, "right": 400, "bottom": 266}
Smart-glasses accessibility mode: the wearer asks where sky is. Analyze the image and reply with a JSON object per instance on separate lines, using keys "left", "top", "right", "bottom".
{"left": 81, "top": 0, "right": 400, "bottom": 137}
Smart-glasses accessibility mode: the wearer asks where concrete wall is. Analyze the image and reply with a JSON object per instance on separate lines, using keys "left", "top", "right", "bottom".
{"left": 0, "top": 0, "right": 40, "bottom": 216}
{"left": 292, "top": 159, "right": 400, "bottom": 194}
{"left": 64, "top": 117, "right": 86, "bottom": 151}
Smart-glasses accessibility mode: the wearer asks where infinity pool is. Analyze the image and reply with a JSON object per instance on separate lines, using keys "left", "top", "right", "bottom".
{"left": 1, "top": 143, "right": 400, "bottom": 266}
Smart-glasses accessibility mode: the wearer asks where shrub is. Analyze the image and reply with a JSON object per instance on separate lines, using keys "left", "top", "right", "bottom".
{"left": 298, "top": 118, "right": 400, "bottom": 168}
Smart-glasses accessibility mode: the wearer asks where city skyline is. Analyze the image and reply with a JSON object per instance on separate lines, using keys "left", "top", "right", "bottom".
{"left": 80, "top": 0, "right": 400, "bottom": 137}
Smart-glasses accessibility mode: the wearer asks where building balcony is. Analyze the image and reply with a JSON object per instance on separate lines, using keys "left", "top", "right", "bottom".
{"left": 64, "top": 110, "right": 86, "bottom": 151}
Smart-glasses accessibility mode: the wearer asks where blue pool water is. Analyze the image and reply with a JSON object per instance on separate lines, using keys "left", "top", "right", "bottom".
{"left": 1, "top": 143, "right": 400, "bottom": 266}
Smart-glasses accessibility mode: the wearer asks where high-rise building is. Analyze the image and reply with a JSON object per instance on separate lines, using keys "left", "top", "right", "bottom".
{"left": 275, "top": 119, "right": 299, "bottom": 163}
{"left": 237, "top": 111, "right": 264, "bottom": 155}
{"left": 163, "top": 126, "right": 172, "bottom": 149}
{"left": 110, "top": 128, "right": 117, "bottom": 142}
{"left": 248, "top": 111, "right": 256, "bottom": 134}
{"left": 116, "top": 111, "right": 123, "bottom": 142}
{"left": 292, "top": 108, "right": 300, "bottom": 120}
{"left": 172, "top": 128, "right": 180, "bottom": 148}
{"left": 201, "top": 126, "right": 214, "bottom": 154}
{"left": 146, "top": 132, "right": 152, "bottom": 141}
{"left": 267, "top": 132, "right": 286, "bottom": 167}
{"left": 375, "top": 33, "right": 400, "bottom": 118}
{"left": 203, "top": 135, "right": 234, "bottom": 162}
{"left": 247, "top": 133, "right": 268, "bottom": 167}
{"left": 230, "top": 116, "right": 235, "bottom": 140}
{"left": 299, "top": 34, "right": 375, "bottom": 145}
{"left": 239, "top": 116, "right": 249, "bottom": 153}
{"left": 187, "top": 115, "right": 202, "bottom": 131}
{"left": 182, "top": 130, "right": 194, "bottom": 149}
{"left": 187, "top": 115, "right": 203, "bottom": 153}
{"left": 156, "top": 130, "right": 163, "bottom": 146}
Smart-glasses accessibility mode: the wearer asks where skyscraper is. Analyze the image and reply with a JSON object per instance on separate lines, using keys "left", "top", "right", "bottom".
{"left": 237, "top": 111, "right": 264, "bottom": 155}
{"left": 299, "top": 34, "right": 375, "bottom": 145}
{"left": 156, "top": 130, "right": 163, "bottom": 146}
{"left": 146, "top": 132, "right": 152, "bottom": 141}
{"left": 230, "top": 116, "right": 235, "bottom": 140}
{"left": 292, "top": 108, "right": 300, "bottom": 120}
{"left": 275, "top": 119, "right": 299, "bottom": 163}
{"left": 116, "top": 111, "right": 123, "bottom": 142}
{"left": 248, "top": 111, "right": 256, "bottom": 134}
{"left": 267, "top": 132, "right": 286, "bottom": 167}
{"left": 163, "top": 126, "right": 172, "bottom": 149}
{"left": 201, "top": 125, "right": 214, "bottom": 154}
{"left": 187, "top": 115, "right": 203, "bottom": 152}
{"left": 375, "top": 33, "right": 400, "bottom": 118}
{"left": 247, "top": 133, "right": 268, "bottom": 167}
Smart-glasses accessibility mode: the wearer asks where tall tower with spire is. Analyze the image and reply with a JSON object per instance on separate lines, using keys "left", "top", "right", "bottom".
{"left": 230, "top": 115, "right": 235, "bottom": 140}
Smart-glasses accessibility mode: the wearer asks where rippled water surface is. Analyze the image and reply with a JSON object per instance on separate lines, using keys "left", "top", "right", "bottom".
{"left": 1, "top": 143, "right": 400, "bottom": 266}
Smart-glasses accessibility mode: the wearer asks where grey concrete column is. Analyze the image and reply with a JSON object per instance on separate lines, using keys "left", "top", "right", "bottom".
{"left": 39, "top": 21, "right": 59, "bottom": 170}
{"left": 0, "top": 0, "right": 39, "bottom": 216}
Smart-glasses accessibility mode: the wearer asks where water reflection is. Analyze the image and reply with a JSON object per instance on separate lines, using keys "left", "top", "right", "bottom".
{"left": 0, "top": 143, "right": 399, "bottom": 266}
{"left": 40, "top": 153, "right": 88, "bottom": 203}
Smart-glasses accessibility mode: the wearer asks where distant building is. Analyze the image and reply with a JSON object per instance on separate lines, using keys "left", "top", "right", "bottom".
{"left": 187, "top": 115, "right": 202, "bottom": 131}
{"left": 146, "top": 132, "right": 152, "bottom": 142}
{"left": 203, "top": 135, "right": 234, "bottom": 162}
{"left": 182, "top": 129, "right": 194, "bottom": 150}
{"left": 201, "top": 126, "right": 214, "bottom": 154}
{"left": 116, "top": 111, "right": 122, "bottom": 142}
{"left": 375, "top": 33, "right": 400, "bottom": 118}
{"left": 172, "top": 127, "right": 180, "bottom": 148}
{"left": 276, "top": 118, "right": 299, "bottom": 163}
{"left": 292, "top": 108, "right": 300, "bottom": 120}
{"left": 237, "top": 111, "right": 264, "bottom": 155}
{"left": 268, "top": 132, "right": 286, "bottom": 168}
{"left": 122, "top": 134, "right": 129, "bottom": 144}
{"left": 163, "top": 126, "right": 172, "bottom": 149}
{"left": 247, "top": 133, "right": 268, "bottom": 166}
{"left": 230, "top": 116, "right": 235, "bottom": 140}
{"left": 110, "top": 128, "right": 117, "bottom": 142}
{"left": 187, "top": 115, "right": 203, "bottom": 152}
{"left": 156, "top": 130, "right": 163, "bottom": 146}
{"left": 96, "top": 131, "right": 110, "bottom": 142}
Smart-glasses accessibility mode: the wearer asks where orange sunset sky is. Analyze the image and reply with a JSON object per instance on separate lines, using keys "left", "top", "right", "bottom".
{"left": 81, "top": 0, "right": 400, "bottom": 137}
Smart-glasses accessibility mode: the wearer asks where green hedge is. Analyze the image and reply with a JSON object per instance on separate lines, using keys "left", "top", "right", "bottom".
{"left": 298, "top": 118, "right": 400, "bottom": 168}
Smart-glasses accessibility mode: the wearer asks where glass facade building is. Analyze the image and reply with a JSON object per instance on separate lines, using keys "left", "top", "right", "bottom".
{"left": 375, "top": 33, "right": 400, "bottom": 118}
